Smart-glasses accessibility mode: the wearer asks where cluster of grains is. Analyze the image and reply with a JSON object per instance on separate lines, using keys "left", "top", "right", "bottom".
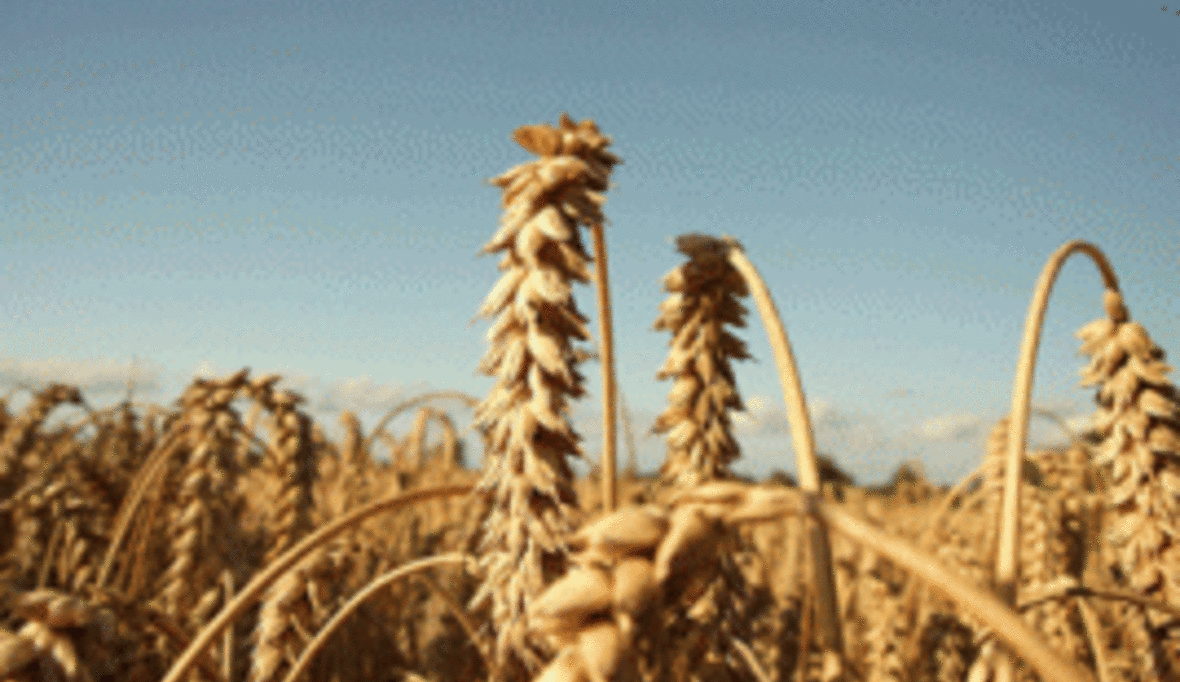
{"left": 526, "top": 481, "right": 798, "bottom": 682}
{"left": 0, "top": 590, "right": 117, "bottom": 681}
{"left": 854, "top": 541, "right": 909, "bottom": 682}
{"left": 0, "top": 385, "right": 86, "bottom": 576}
{"left": 651, "top": 233, "right": 751, "bottom": 488}
{"left": 468, "top": 112, "right": 620, "bottom": 677}
{"left": 914, "top": 416, "right": 1088, "bottom": 682}
{"left": 249, "top": 546, "right": 351, "bottom": 682}
{"left": 1076, "top": 288, "right": 1180, "bottom": 678}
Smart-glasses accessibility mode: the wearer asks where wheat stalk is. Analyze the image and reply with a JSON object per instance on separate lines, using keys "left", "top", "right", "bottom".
{"left": 721, "top": 235, "right": 847, "bottom": 677}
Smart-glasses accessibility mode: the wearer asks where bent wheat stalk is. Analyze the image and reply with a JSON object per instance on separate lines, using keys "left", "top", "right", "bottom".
{"left": 158, "top": 484, "right": 475, "bottom": 682}
{"left": 992, "top": 240, "right": 1119, "bottom": 681}
{"left": 722, "top": 235, "right": 845, "bottom": 670}
{"left": 997, "top": 239, "right": 1119, "bottom": 605}
{"left": 363, "top": 390, "right": 480, "bottom": 454}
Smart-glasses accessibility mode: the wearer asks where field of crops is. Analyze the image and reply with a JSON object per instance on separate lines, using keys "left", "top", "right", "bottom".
{"left": 0, "top": 114, "right": 1175, "bottom": 682}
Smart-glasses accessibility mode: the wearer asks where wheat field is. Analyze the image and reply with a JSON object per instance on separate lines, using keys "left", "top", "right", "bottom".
{"left": 0, "top": 113, "right": 1176, "bottom": 682}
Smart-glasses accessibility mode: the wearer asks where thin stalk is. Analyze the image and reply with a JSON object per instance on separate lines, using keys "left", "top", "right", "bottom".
{"left": 158, "top": 485, "right": 475, "bottom": 682}
{"left": 997, "top": 239, "right": 1119, "bottom": 607}
{"left": 591, "top": 222, "right": 619, "bottom": 512}
{"left": 280, "top": 554, "right": 477, "bottom": 682}
{"left": 723, "top": 237, "right": 844, "bottom": 668}
{"left": 993, "top": 240, "right": 1119, "bottom": 680}
{"left": 94, "top": 423, "right": 188, "bottom": 588}
{"left": 363, "top": 390, "right": 480, "bottom": 454}
{"left": 1074, "top": 597, "right": 1113, "bottom": 682}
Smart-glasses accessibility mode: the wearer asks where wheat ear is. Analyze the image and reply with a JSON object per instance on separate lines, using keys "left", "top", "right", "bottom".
{"left": 646, "top": 233, "right": 764, "bottom": 682}
{"left": 1076, "top": 273, "right": 1180, "bottom": 676}
{"left": 721, "top": 235, "right": 846, "bottom": 675}
{"left": 652, "top": 233, "right": 751, "bottom": 488}
{"left": 468, "top": 112, "right": 619, "bottom": 678}
{"left": 157, "top": 368, "right": 253, "bottom": 626}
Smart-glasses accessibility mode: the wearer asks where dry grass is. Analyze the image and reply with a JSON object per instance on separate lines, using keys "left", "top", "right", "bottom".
{"left": 0, "top": 113, "right": 1176, "bottom": 682}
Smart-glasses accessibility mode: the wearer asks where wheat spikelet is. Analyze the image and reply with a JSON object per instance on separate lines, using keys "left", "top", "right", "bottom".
{"left": 856, "top": 542, "right": 909, "bottom": 682}
{"left": 0, "top": 385, "right": 84, "bottom": 479}
{"left": 468, "top": 112, "right": 618, "bottom": 678}
{"left": 0, "top": 590, "right": 120, "bottom": 681}
{"left": 1013, "top": 449, "right": 1091, "bottom": 680}
{"left": 527, "top": 481, "right": 1092, "bottom": 682}
{"left": 249, "top": 545, "right": 348, "bottom": 682}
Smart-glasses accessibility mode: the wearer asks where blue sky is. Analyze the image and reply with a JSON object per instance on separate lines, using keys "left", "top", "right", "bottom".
{"left": 2, "top": 0, "right": 1177, "bottom": 485}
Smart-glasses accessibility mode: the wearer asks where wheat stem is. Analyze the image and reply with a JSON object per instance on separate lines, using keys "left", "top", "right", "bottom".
{"left": 998, "top": 239, "right": 1119, "bottom": 605}
{"left": 591, "top": 222, "right": 619, "bottom": 513}
{"left": 723, "top": 237, "right": 845, "bottom": 666}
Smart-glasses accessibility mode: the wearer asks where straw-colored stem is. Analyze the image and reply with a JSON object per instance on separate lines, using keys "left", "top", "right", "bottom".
{"left": 221, "top": 570, "right": 234, "bottom": 682}
{"left": 279, "top": 554, "right": 476, "bottom": 682}
{"left": 158, "top": 485, "right": 475, "bottom": 682}
{"left": 591, "top": 222, "right": 619, "bottom": 512}
{"left": 991, "top": 240, "right": 1116, "bottom": 681}
{"left": 1074, "top": 597, "right": 1113, "bottom": 682}
{"left": 996, "top": 240, "right": 1119, "bottom": 607}
{"left": 723, "top": 238, "right": 844, "bottom": 663}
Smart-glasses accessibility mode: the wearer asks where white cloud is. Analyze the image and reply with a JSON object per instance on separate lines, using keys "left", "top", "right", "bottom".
{"left": 917, "top": 412, "right": 986, "bottom": 442}
{"left": 0, "top": 356, "right": 165, "bottom": 398}
{"left": 315, "top": 376, "right": 430, "bottom": 414}
{"left": 732, "top": 394, "right": 853, "bottom": 438}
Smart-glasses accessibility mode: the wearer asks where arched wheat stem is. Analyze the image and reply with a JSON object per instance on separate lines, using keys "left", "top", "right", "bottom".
{"left": 722, "top": 235, "right": 846, "bottom": 673}
{"left": 158, "top": 484, "right": 475, "bottom": 682}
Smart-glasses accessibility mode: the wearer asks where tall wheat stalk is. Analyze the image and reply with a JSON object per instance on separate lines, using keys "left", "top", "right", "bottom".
{"left": 468, "top": 112, "right": 620, "bottom": 679}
